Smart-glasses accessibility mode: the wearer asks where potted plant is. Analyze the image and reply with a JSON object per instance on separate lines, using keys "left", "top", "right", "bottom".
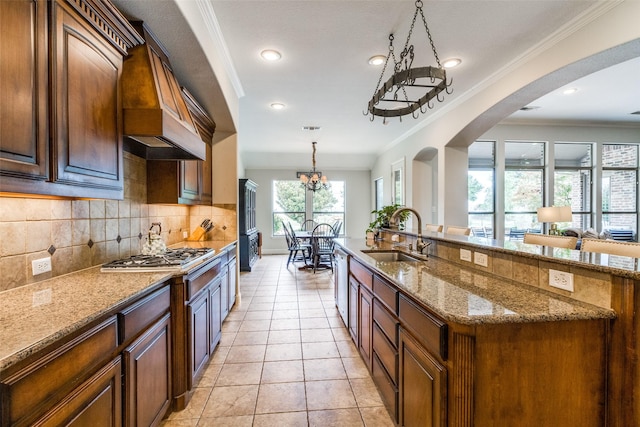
{"left": 367, "top": 204, "right": 410, "bottom": 238}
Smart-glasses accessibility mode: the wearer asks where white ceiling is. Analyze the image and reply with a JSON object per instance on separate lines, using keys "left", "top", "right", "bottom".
{"left": 112, "top": 0, "right": 640, "bottom": 165}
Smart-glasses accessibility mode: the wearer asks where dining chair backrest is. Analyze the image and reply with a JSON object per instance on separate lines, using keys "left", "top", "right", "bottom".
{"left": 445, "top": 226, "right": 471, "bottom": 236}
{"left": 425, "top": 224, "right": 443, "bottom": 232}
{"left": 332, "top": 220, "right": 342, "bottom": 236}
{"left": 523, "top": 233, "right": 578, "bottom": 249}
{"left": 301, "top": 219, "right": 317, "bottom": 231}
{"left": 282, "top": 221, "right": 295, "bottom": 249}
{"left": 581, "top": 238, "right": 640, "bottom": 257}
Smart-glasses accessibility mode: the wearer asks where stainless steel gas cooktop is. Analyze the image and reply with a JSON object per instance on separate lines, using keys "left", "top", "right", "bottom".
{"left": 101, "top": 247, "right": 215, "bottom": 272}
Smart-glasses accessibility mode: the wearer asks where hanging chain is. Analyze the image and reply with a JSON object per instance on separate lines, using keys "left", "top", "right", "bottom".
{"left": 371, "top": 34, "right": 395, "bottom": 98}
{"left": 417, "top": 1, "right": 442, "bottom": 68}
{"left": 311, "top": 142, "right": 317, "bottom": 170}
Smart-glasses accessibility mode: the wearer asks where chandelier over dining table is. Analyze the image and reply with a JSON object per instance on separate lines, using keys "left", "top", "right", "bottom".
{"left": 299, "top": 141, "right": 329, "bottom": 192}
{"left": 364, "top": 0, "right": 452, "bottom": 122}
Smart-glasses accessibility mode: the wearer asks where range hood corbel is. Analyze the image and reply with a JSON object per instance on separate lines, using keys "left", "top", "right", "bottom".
{"left": 121, "top": 21, "right": 206, "bottom": 160}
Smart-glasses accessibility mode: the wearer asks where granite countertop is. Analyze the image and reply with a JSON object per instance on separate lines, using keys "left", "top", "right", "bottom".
{"left": 336, "top": 238, "right": 615, "bottom": 326}
{"left": 391, "top": 227, "right": 640, "bottom": 279}
{"left": 0, "top": 240, "right": 237, "bottom": 373}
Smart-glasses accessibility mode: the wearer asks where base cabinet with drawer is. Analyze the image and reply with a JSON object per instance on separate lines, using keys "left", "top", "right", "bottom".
{"left": 343, "top": 250, "right": 609, "bottom": 426}
{"left": 0, "top": 282, "right": 172, "bottom": 427}
{"left": 171, "top": 243, "right": 237, "bottom": 411}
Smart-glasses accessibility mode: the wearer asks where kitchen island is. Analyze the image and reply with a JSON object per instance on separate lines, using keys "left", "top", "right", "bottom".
{"left": 0, "top": 240, "right": 237, "bottom": 426}
{"left": 336, "top": 231, "right": 639, "bottom": 426}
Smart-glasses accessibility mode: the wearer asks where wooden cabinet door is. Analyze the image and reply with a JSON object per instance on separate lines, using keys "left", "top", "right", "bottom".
{"left": 187, "top": 289, "right": 209, "bottom": 388}
{"left": 0, "top": 0, "right": 49, "bottom": 188}
{"left": 219, "top": 268, "right": 229, "bottom": 321}
{"left": 34, "top": 357, "right": 122, "bottom": 427}
{"left": 398, "top": 328, "right": 447, "bottom": 427}
{"left": 359, "top": 285, "right": 374, "bottom": 370}
{"left": 228, "top": 256, "right": 237, "bottom": 310}
{"left": 348, "top": 277, "right": 359, "bottom": 343}
{"left": 123, "top": 313, "right": 172, "bottom": 427}
{"left": 180, "top": 160, "right": 201, "bottom": 203}
{"left": 200, "top": 141, "right": 213, "bottom": 204}
{"left": 209, "top": 280, "right": 222, "bottom": 353}
{"left": 50, "top": 0, "right": 123, "bottom": 198}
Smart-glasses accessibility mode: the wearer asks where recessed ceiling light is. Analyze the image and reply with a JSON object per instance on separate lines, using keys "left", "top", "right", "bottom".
{"left": 261, "top": 49, "right": 281, "bottom": 61}
{"left": 368, "top": 55, "right": 386, "bottom": 66}
{"left": 270, "top": 103, "right": 285, "bottom": 110}
{"left": 442, "top": 58, "right": 462, "bottom": 69}
{"left": 520, "top": 106, "right": 541, "bottom": 111}
{"left": 302, "top": 126, "right": 322, "bottom": 131}
{"left": 563, "top": 87, "right": 578, "bottom": 95}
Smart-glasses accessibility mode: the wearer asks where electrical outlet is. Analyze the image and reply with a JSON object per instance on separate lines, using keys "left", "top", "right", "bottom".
{"left": 31, "top": 257, "right": 52, "bottom": 276}
{"left": 183, "top": 231, "right": 188, "bottom": 238}
{"left": 549, "top": 269, "right": 574, "bottom": 292}
{"left": 460, "top": 248, "right": 472, "bottom": 262}
{"left": 474, "top": 252, "right": 489, "bottom": 267}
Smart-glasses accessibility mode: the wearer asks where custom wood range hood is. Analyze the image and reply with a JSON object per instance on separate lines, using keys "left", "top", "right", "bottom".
{"left": 121, "top": 21, "right": 206, "bottom": 160}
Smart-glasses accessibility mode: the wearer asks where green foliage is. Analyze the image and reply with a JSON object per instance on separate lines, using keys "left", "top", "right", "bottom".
{"left": 368, "top": 203, "right": 410, "bottom": 231}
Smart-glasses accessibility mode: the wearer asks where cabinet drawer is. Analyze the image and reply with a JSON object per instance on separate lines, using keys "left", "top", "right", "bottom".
{"left": 399, "top": 295, "right": 447, "bottom": 360}
{"left": 351, "top": 258, "right": 373, "bottom": 291}
{"left": 373, "top": 299, "right": 398, "bottom": 346}
{"left": 118, "top": 285, "right": 170, "bottom": 344}
{"left": 186, "top": 257, "right": 222, "bottom": 300}
{"left": 2, "top": 316, "right": 118, "bottom": 425}
{"left": 372, "top": 352, "right": 398, "bottom": 423}
{"left": 373, "top": 323, "right": 398, "bottom": 383}
{"left": 373, "top": 275, "right": 397, "bottom": 313}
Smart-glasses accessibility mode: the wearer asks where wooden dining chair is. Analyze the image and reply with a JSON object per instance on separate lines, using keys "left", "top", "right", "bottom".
{"left": 581, "top": 238, "right": 640, "bottom": 257}
{"left": 523, "top": 233, "right": 578, "bottom": 249}
{"left": 425, "top": 224, "right": 443, "bottom": 232}
{"left": 311, "top": 223, "right": 336, "bottom": 273}
{"left": 445, "top": 225, "right": 471, "bottom": 236}
{"left": 283, "top": 221, "right": 310, "bottom": 267}
{"left": 301, "top": 219, "right": 317, "bottom": 231}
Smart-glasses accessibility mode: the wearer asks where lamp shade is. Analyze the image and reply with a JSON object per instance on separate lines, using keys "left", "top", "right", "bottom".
{"left": 537, "top": 206, "right": 572, "bottom": 223}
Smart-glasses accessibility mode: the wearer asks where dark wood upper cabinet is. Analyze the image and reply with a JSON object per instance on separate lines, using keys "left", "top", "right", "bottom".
{"left": 146, "top": 88, "right": 215, "bottom": 205}
{"left": 0, "top": 0, "right": 142, "bottom": 199}
{"left": 0, "top": 0, "right": 49, "bottom": 186}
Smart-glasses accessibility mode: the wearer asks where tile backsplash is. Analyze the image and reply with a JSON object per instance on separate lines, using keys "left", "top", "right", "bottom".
{"left": 0, "top": 152, "right": 236, "bottom": 291}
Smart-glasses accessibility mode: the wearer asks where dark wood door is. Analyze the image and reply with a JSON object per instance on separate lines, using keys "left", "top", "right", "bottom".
{"left": 399, "top": 328, "right": 447, "bottom": 427}
{"left": 50, "top": 0, "right": 124, "bottom": 197}
{"left": 359, "top": 285, "right": 374, "bottom": 370}
{"left": 0, "top": 0, "right": 49, "bottom": 188}
{"left": 123, "top": 313, "right": 172, "bottom": 427}
{"left": 209, "top": 281, "right": 222, "bottom": 354}
{"left": 188, "top": 289, "right": 210, "bottom": 388}
{"left": 35, "top": 357, "right": 122, "bottom": 427}
{"left": 348, "top": 277, "right": 359, "bottom": 343}
{"left": 228, "top": 257, "right": 237, "bottom": 310}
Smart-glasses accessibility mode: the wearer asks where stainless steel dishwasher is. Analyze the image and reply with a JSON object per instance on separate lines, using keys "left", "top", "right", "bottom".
{"left": 334, "top": 247, "right": 349, "bottom": 327}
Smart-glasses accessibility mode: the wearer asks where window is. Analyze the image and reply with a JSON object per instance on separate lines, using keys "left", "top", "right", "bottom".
{"left": 602, "top": 144, "right": 638, "bottom": 236}
{"left": 468, "top": 141, "right": 495, "bottom": 237}
{"left": 272, "top": 179, "right": 346, "bottom": 236}
{"left": 504, "top": 141, "right": 545, "bottom": 238}
{"left": 554, "top": 143, "right": 593, "bottom": 230}
{"left": 272, "top": 180, "right": 305, "bottom": 235}
{"left": 313, "top": 180, "right": 345, "bottom": 234}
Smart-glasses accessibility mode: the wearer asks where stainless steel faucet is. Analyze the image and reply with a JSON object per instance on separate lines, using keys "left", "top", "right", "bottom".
{"left": 391, "top": 207, "right": 429, "bottom": 255}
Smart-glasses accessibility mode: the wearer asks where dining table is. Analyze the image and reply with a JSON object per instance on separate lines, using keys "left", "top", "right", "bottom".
{"left": 293, "top": 230, "right": 335, "bottom": 270}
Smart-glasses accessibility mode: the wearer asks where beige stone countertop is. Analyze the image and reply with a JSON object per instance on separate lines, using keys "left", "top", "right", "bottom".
{"left": 389, "top": 228, "right": 640, "bottom": 279}
{"left": 0, "top": 240, "right": 237, "bottom": 372}
{"left": 336, "top": 238, "right": 615, "bottom": 326}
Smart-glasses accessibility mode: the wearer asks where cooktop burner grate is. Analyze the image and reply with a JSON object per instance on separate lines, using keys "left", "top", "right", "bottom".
{"left": 101, "top": 247, "right": 215, "bottom": 272}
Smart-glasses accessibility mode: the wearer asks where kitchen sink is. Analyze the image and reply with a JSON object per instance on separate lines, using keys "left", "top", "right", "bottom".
{"left": 361, "top": 250, "right": 422, "bottom": 263}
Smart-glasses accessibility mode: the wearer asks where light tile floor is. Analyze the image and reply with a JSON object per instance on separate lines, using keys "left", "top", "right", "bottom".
{"left": 161, "top": 255, "right": 395, "bottom": 427}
